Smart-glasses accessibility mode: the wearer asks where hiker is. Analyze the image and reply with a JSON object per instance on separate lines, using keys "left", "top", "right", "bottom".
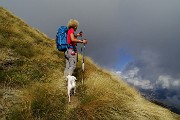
{"left": 64, "top": 19, "right": 88, "bottom": 77}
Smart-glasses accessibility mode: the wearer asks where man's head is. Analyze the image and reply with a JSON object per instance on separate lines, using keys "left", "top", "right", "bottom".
{"left": 67, "top": 19, "right": 79, "bottom": 31}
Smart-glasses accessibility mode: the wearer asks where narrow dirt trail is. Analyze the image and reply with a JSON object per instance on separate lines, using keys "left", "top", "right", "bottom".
{"left": 55, "top": 77, "right": 81, "bottom": 111}
{"left": 68, "top": 95, "right": 80, "bottom": 110}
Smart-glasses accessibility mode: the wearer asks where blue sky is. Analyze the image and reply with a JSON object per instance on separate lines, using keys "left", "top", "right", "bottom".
{"left": 114, "top": 48, "right": 134, "bottom": 71}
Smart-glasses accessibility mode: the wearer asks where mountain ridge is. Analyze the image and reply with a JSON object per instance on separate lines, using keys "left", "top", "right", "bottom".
{"left": 0, "top": 7, "right": 180, "bottom": 120}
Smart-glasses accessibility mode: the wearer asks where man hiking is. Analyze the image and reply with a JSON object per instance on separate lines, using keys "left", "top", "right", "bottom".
{"left": 64, "top": 19, "right": 88, "bottom": 77}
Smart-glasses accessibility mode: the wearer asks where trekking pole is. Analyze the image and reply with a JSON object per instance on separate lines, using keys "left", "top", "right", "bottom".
{"left": 82, "top": 42, "right": 85, "bottom": 84}
{"left": 80, "top": 36, "right": 85, "bottom": 84}
{"left": 79, "top": 30, "right": 86, "bottom": 84}
{"left": 76, "top": 43, "right": 78, "bottom": 62}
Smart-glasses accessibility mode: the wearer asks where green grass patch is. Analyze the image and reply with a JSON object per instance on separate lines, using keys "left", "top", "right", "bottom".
{"left": 31, "top": 86, "right": 67, "bottom": 120}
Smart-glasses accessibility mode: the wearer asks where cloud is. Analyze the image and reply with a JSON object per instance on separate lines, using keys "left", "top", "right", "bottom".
{"left": 119, "top": 67, "right": 154, "bottom": 90}
{"left": 121, "top": 62, "right": 180, "bottom": 91}
{"left": 156, "top": 75, "right": 180, "bottom": 89}
{"left": 156, "top": 75, "right": 171, "bottom": 89}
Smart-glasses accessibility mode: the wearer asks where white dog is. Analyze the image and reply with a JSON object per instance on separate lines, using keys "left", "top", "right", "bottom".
{"left": 66, "top": 75, "right": 77, "bottom": 102}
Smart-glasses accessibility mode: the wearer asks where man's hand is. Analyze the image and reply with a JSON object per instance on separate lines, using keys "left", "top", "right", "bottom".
{"left": 82, "top": 39, "right": 88, "bottom": 44}
{"left": 79, "top": 31, "right": 83, "bottom": 36}
{"left": 76, "top": 31, "right": 83, "bottom": 37}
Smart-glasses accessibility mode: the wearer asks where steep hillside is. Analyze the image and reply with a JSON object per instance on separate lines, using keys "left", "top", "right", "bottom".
{"left": 0, "top": 7, "right": 180, "bottom": 120}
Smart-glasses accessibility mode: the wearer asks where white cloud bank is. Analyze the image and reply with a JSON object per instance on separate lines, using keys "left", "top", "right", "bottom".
{"left": 156, "top": 75, "right": 180, "bottom": 89}
{"left": 117, "top": 67, "right": 180, "bottom": 91}
{"left": 117, "top": 67, "right": 154, "bottom": 90}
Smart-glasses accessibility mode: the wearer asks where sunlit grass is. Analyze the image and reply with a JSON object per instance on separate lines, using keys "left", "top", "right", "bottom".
{"left": 0, "top": 7, "right": 179, "bottom": 120}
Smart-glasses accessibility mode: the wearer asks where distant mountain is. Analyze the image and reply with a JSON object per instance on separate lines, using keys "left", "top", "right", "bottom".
{"left": 139, "top": 88, "right": 180, "bottom": 114}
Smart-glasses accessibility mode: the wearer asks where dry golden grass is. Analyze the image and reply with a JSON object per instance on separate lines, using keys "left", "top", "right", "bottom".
{"left": 0, "top": 7, "right": 180, "bottom": 120}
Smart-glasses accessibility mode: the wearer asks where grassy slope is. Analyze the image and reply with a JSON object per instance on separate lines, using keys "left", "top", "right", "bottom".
{"left": 0, "top": 7, "right": 179, "bottom": 120}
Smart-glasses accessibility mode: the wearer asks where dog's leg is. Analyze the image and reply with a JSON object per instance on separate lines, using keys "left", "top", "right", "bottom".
{"left": 74, "top": 87, "right": 76, "bottom": 95}
{"left": 69, "top": 94, "right": 70, "bottom": 102}
{"left": 68, "top": 88, "right": 70, "bottom": 102}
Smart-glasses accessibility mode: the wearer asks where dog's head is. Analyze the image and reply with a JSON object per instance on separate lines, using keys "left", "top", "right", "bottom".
{"left": 66, "top": 75, "right": 77, "bottom": 81}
